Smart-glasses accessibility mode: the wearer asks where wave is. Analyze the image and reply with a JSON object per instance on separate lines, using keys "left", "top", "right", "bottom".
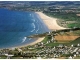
{"left": 22, "top": 37, "right": 27, "bottom": 43}
{"left": 31, "top": 29, "right": 35, "bottom": 32}
{"left": 35, "top": 16, "right": 41, "bottom": 33}
{"left": 30, "top": 23, "right": 36, "bottom": 32}
{"left": 32, "top": 23, "right": 35, "bottom": 28}
{"left": 31, "top": 13, "right": 35, "bottom": 22}
{"left": 36, "top": 24, "right": 39, "bottom": 33}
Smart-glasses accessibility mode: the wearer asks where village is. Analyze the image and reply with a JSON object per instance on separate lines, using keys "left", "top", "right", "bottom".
{"left": 0, "top": 38, "right": 80, "bottom": 59}
{"left": 0, "top": 28, "right": 80, "bottom": 59}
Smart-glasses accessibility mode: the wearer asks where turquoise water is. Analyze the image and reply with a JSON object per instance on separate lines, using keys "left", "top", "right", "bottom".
{"left": 0, "top": 8, "right": 49, "bottom": 49}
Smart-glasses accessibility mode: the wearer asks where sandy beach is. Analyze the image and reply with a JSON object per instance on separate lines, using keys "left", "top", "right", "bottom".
{"left": 10, "top": 37, "right": 45, "bottom": 49}
{"left": 27, "top": 37, "right": 45, "bottom": 45}
{"left": 36, "top": 12, "right": 66, "bottom": 30}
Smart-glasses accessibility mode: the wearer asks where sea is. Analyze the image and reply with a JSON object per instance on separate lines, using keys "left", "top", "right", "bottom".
{"left": 0, "top": 8, "right": 50, "bottom": 49}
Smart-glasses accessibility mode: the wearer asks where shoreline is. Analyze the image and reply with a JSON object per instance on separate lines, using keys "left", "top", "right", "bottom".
{"left": 9, "top": 12, "right": 67, "bottom": 49}
{"left": 36, "top": 12, "right": 67, "bottom": 30}
{"left": 9, "top": 37, "right": 45, "bottom": 49}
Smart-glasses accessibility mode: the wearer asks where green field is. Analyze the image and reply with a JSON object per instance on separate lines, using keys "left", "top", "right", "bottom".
{"left": 40, "top": 31, "right": 80, "bottom": 47}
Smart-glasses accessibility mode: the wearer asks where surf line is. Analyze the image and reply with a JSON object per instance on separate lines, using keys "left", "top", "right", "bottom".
{"left": 35, "top": 18, "right": 39, "bottom": 33}
{"left": 31, "top": 23, "right": 36, "bottom": 32}
{"left": 22, "top": 37, "right": 27, "bottom": 43}
{"left": 36, "top": 25, "right": 39, "bottom": 33}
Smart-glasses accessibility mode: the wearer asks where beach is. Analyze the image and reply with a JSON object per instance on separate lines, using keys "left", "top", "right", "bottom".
{"left": 10, "top": 37, "right": 45, "bottom": 49}
{"left": 27, "top": 37, "right": 45, "bottom": 45}
{"left": 11, "top": 12, "right": 67, "bottom": 49}
{"left": 36, "top": 12, "right": 67, "bottom": 30}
